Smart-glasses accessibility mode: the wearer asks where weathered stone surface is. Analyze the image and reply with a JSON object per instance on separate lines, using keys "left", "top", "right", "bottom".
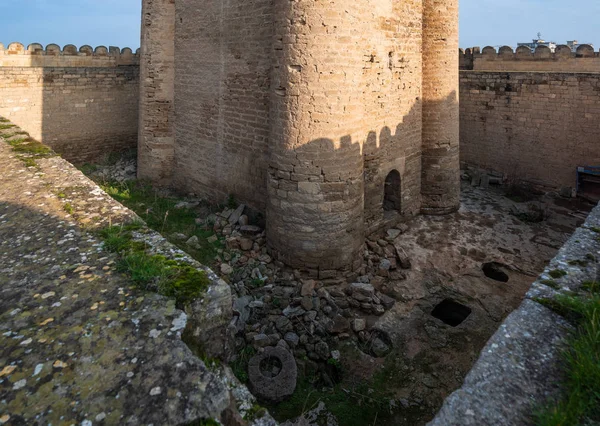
{"left": 248, "top": 346, "right": 297, "bottom": 403}
{"left": 229, "top": 204, "right": 246, "bottom": 226}
{"left": 349, "top": 283, "right": 375, "bottom": 297}
{"left": 431, "top": 203, "right": 600, "bottom": 425}
{"left": 185, "top": 279, "right": 234, "bottom": 360}
{"left": 0, "top": 138, "right": 265, "bottom": 425}
{"left": 393, "top": 242, "right": 412, "bottom": 269}
{"left": 429, "top": 300, "right": 572, "bottom": 426}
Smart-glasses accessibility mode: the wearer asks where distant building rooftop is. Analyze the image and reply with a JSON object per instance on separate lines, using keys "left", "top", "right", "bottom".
{"left": 517, "top": 34, "right": 593, "bottom": 53}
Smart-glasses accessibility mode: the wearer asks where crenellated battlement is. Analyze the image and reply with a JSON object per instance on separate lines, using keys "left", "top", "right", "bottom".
{"left": 0, "top": 42, "right": 139, "bottom": 67}
{"left": 460, "top": 44, "right": 600, "bottom": 72}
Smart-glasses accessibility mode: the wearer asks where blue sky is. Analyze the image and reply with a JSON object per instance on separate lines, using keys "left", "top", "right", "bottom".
{"left": 0, "top": 0, "right": 598, "bottom": 50}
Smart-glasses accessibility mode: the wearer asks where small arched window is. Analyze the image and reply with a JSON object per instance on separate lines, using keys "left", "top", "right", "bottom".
{"left": 383, "top": 170, "right": 401, "bottom": 212}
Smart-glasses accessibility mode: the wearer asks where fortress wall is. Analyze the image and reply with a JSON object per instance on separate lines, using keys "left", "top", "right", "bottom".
{"left": 137, "top": 0, "right": 175, "bottom": 186}
{"left": 460, "top": 70, "right": 600, "bottom": 189}
{"left": 361, "top": 0, "right": 424, "bottom": 231}
{"left": 0, "top": 43, "right": 139, "bottom": 163}
{"left": 460, "top": 44, "right": 600, "bottom": 72}
{"left": 421, "top": 0, "right": 460, "bottom": 214}
{"left": 173, "top": 0, "right": 273, "bottom": 211}
{"left": 266, "top": 0, "right": 425, "bottom": 274}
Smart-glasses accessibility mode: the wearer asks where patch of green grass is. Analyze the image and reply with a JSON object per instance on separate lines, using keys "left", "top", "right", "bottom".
{"left": 549, "top": 269, "right": 568, "bottom": 279}
{"left": 2, "top": 132, "right": 56, "bottom": 167}
{"left": 79, "top": 163, "right": 98, "bottom": 175}
{"left": 98, "top": 224, "right": 209, "bottom": 306}
{"left": 63, "top": 203, "right": 74, "bottom": 215}
{"left": 568, "top": 260, "right": 588, "bottom": 267}
{"left": 269, "top": 377, "right": 394, "bottom": 426}
{"left": 269, "top": 350, "right": 403, "bottom": 426}
{"left": 534, "top": 282, "right": 600, "bottom": 425}
{"left": 7, "top": 137, "right": 53, "bottom": 155}
{"left": 0, "top": 123, "right": 16, "bottom": 130}
{"left": 226, "top": 194, "right": 238, "bottom": 209}
{"left": 21, "top": 157, "right": 38, "bottom": 168}
{"left": 589, "top": 227, "right": 600, "bottom": 233}
{"left": 249, "top": 278, "right": 265, "bottom": 288}
{"left": 94, "top": 180, "right": 221, "bottom": 265}
{"left": 230, "top": 346, "right": 257, "bottom": 384}
{"left": 244, "top": 404, "right": 267, "bottom": 421}
{"left": 541, "top": 279, "right": 560, "bottom": 290}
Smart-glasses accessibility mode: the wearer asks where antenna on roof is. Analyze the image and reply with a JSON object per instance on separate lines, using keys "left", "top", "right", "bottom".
{"left": 537, "top": 32, "right": 542, "bottom": 40}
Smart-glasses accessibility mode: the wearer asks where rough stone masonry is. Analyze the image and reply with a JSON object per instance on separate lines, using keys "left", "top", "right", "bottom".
{"left": 0, "top": 43, "right": 139, "bottom": 164}
{"left": 138, "top": 0, "right": 461, "bottom": 276}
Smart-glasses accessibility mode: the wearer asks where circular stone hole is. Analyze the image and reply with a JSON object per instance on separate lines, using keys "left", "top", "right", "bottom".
{"left": 259, "top": 355, "right": 283, "bottom": 378}
{"left": 482, "top": 262, "right": 509, "bottom": 282}
{"left": 431, "top": 299, "right": 472, "bottom": 327}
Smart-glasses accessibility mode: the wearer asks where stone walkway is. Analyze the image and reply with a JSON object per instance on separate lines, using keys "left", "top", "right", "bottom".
{"left": 0, "top": 129, "right": 255, "bottom": 424}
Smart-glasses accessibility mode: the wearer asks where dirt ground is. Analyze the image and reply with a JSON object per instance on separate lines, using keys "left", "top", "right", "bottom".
{"left": 336, "top": 182, "right": 593, "bottom": 425}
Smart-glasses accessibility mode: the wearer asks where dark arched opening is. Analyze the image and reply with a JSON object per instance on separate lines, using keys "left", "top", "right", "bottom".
{"left": 384, "top": 170, "right": 401, "bottom": 212}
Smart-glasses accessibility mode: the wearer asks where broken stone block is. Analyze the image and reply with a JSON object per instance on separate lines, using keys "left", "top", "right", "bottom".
{"left": 300, "top": 279, "right": 316, "bottom": 296}
{"left": 393, "top": 243, "right": 412, "bottom": 269}
{"left": 240, "top": 225, "right": 262, "bottom": 236}
{"left": 352, "top": 318, "right": 366, "bottom": 332}
{"left": 350, "top": 282, "right": 375, "bottom": 297}
{"left": 228, "top": 204, "right": 245, "bottom": 225}
{"left": 186, "top": 235, "right": 200, "bottom": 249}
{"left": 238, "top": 237, "right": 253, "bottom": 251}
{"left": 220, "top": 263, "right": 233, "bottom": 275}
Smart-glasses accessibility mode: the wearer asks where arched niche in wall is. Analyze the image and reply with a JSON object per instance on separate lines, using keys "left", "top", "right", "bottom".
{"left": 383, "top": 169, "right": 402, "bottom": 212}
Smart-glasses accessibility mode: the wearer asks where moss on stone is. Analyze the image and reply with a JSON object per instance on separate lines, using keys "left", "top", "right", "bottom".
{"left": 549, "top": 269, "right": 567, "bottom": 279}
{"left": 98, "top": 224, "right": 209, "bottom": 306}
{"left": 540, "top": 279, "right": 560, "bottom": 290}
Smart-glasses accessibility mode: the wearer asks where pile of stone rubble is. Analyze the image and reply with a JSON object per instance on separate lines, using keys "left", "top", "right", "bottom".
{"left": 196, "top": 204, "right": 412, "bottom": 389}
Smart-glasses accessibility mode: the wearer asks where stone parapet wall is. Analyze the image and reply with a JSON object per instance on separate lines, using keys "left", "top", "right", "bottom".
{"left": 0, "top": 42, "right": 139, "bottom": 67}
{"left": 0, "top": 43, "right": 139, "bottom": 164}
{"left": 460, "top": 71, "right": 600, "bottom": 189}
{"left": 460, "top": 44, "right": 600, "bottom": 72}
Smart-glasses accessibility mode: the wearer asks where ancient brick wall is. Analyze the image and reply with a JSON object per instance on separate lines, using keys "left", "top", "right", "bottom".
{"left": 140, "top": 0, "right": 460, "bottom": 274}
{"left": 173, "top": 0, "right": 272, "bottom": 210}
{"left": 0, "top": 43, "right": 139, "bottom": 164}
{"left": 421, "top": 0, "right": 460, "bottom": 214}
{"left": 267, "top": 0, "right": 426, "bottom": 274}
{"left": 460, "top": 71, "right": 600, "bottom": 189}
{"left": 137, "top": 0, "right": 175, "bottom": 185}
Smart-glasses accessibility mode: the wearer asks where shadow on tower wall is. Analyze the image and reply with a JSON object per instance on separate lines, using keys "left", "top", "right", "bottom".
{"left": 265, "top": 93, "right": 459, "bottom": 274}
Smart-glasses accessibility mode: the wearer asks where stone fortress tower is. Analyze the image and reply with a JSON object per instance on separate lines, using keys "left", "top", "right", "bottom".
{"left": 139, "top": 0, "right": 460, "bottom": 277}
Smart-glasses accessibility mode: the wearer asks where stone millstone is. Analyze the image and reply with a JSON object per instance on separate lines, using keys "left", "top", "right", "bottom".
{"left": 248, "top": 346, "right": 297, "bottom": 403}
